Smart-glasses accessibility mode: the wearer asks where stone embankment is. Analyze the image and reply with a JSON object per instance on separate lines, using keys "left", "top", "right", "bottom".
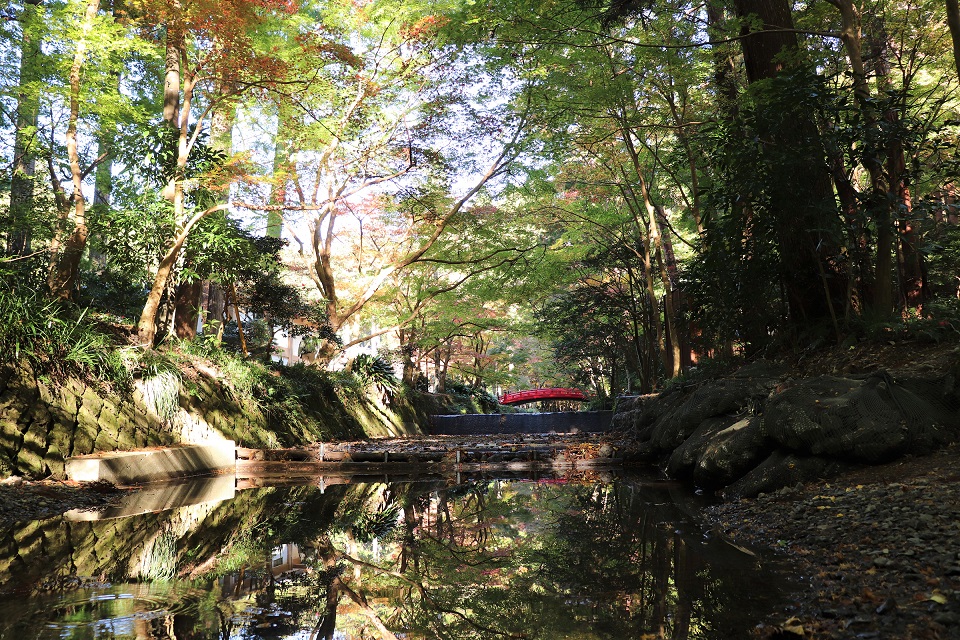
{"left": 0, "top": 361, "right": 424, "bottom": 481}
{"left": 612, "top": 357, "right": 960, "bottom": 497}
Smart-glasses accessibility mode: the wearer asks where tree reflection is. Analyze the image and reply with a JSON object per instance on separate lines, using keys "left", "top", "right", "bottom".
{"left": 313, "top": 478, "right": 772, "bottom": 640}
{"left": 0, "top": 478, "right": 778, "bottom": 639}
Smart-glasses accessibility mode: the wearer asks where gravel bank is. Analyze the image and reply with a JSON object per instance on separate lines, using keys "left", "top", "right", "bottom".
{"left": 705, "top": 444, "right": 960, "bottom": 639}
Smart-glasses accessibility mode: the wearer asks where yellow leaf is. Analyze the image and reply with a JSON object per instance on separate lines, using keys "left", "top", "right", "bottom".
{"left": 929, "top": 592, "right": 948, "bottom": 605}
{"left": 782, "top": 617, "right": 805, "bottom": 635}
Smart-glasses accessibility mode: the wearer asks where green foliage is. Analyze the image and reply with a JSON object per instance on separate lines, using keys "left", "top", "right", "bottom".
{"left": 444, "top": 377, "right": 499, "bottom": 411}
{"left": 925, "top": 224, "right": 960, "bottom": 299}
{"left": 0, "top": 285, "right": 130, "bottom": 388}
{"left": 87, "top": 192, "right": 175, "bottom": 287}
{"left": 350, "top": 501, "right": 402, "bottom": 544}
{"left": 690, "top": 70, "right": 844, "bottom": 352}
{"left": 349, "top": 354, "right": 400, "bottom": 397}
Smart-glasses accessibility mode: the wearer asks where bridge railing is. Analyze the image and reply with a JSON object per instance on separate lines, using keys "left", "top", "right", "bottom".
{"left": 499, "top": 387, "right": 588, "bottom": 405}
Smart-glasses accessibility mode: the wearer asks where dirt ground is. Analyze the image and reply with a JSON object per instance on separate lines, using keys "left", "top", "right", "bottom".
{"left": 705, "top": 442, "right": 960, "bottom": 639}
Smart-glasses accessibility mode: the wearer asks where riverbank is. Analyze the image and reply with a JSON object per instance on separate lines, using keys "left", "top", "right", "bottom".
{"left": 705, "top": 443, "right": 960, "bottom": 639}
{"left": 0, "top": 477, "right": 127, "bottom": 528}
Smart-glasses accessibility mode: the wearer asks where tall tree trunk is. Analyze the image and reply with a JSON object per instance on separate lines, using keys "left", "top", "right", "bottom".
{"left": 137, "top": 10, "right": 198, "bottom": 346}
{"left": 399, "top": 328, "right": 417, "bottom": 385}
{"left": 706, "top": 0, "right": 740, "bottom": 119}
{"left": 732, "top": 0, "right": 797, "bottom": 82}
{"left": 48, "top": 0, "right": 101, "bottom": 299}
{"left": 8, "top": 0, "right": 43, "bottom": 257}
{"left": 733, "top": 0, "right": 842, "bottom": 326}
{"left": 619, "top": 124, "right": 682, "bottom": 377}
{"left": 866, "top": 23, "right": 924, "bottom": 312}
{"left": 622, "top": 186, "right": 667, "bottom": 376}
{"left": 826, "top": 0, "right": 893, "bottom": 316}
{"left": 267, "top": 112, "right": 294, "bottom": 238}
{"left": 174, "top": 83, "right": 234, "bottom": 340}
{"left": 946, "top": 0, "right": 960, "bottom": 84}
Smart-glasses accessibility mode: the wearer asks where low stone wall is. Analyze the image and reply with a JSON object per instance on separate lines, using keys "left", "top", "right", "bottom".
{"left": 0, "top": 365, "right": 177, "bottom": 479}
{"left": 429, "top": 411, "right": 613, "bottom": 435}
{"left": 0, "top": 362, "right": 427, "bottom": 480}
{"left": 66, "top": 442, "right": 237, "bottom": 484}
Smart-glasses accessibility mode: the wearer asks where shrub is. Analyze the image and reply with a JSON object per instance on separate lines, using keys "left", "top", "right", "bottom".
{"left": 349, "top": 353, "right": 400, "bottom": 396}
{"left": 0, "top": 285, "right": 130, "bottom": 389}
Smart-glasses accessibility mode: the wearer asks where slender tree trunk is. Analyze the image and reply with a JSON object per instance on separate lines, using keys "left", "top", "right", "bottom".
{"left": 174, "top": 82, "right": 234, "bottom": 340}
{"left": 646, "top": 199, "right": 681, "bottom": 377}
{"left": 8, "top": 0, "right": 43, "bottom": 257}
{"left": 137, "top": 11, "right": 199, "bottom": 346}
{"left": 228, "top": 282, "right": 248, "bottom": 354}
{"left": 620, "top": 125, "right": 682, "bottom": 377}
{"left": 869, "top": 25, "right": 925, "bottom": 312}
{"left": 826, "top": 0, "right": 893, "bottom": 317}
{"left": 137, "top": 204, "right": 229, "bottom": 346}
{"left": 623, "top": 187, "right": 667, "bottom": 376}
{"left": 267, "top": 112, "right": 294, "bottom": 238}
{"left": 625, "top": 264, "right": 651, "bottom": 393}
{"left": 890, "top": 142, "right": 924, "bottom": 307}
{"left": 48, "top": 0, "right": 101, "bottom": 299}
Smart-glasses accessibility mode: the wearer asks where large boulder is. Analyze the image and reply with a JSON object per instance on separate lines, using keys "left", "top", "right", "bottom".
{"left": 693, "top": 415, "right": 774, "bottom": 488}
{"left": 648, "top": 361, "right": 786, "bottom": 453}
{"left": 666, "top": 415, "right": 739, "bottom": 479}
{"left": 762, "top": 372, "right": 959, "bottom": 464}
{"left": 724, "top": 450, "right": 853, "bottom": 499}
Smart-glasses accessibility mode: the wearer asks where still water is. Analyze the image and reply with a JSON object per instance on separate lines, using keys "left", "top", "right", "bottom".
{"left": 0, "top": 473, "right": 786, "bottom": 639}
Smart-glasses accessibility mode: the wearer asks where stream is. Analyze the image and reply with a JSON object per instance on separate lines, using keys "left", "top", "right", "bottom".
{"left": 0, "top": 472, "right": 789, "bottom": 639}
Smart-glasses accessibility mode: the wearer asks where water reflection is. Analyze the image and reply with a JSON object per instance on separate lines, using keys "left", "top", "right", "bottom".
{"left": 0, "top": 475, "right": 783, "bottom": 639}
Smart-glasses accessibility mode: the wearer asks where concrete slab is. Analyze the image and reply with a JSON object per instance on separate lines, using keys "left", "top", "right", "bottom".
{"left": 65, "top": 442, "right": 236, "bottom": 485}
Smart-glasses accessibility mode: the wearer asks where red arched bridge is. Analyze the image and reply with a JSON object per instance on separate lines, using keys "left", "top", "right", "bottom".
{"left": 499, "top": 387, "right": 588, "bottom": 405}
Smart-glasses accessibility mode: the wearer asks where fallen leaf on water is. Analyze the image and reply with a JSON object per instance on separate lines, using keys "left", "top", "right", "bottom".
{"left": 782, "top": 617, "right": 806, "bottom": 635}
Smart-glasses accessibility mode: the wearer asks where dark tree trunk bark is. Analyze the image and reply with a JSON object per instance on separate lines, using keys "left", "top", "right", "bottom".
{"left": 173, "top": 280, "right": 202, "bottom": 338}
{"left": 731, "top": 0, "right": 797, "bottom": 83}
{"left": 947, "top": 0, "right": 960, "bottom": 85}
{"left": 733, "top": 0, "right": 842, "bottom": 327}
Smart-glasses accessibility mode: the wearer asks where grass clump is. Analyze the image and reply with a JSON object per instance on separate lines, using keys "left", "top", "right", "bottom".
{"left": 0, "top": 285, "right": 130, "bottom": 390}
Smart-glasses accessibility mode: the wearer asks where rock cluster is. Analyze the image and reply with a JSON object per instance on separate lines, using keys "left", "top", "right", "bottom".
{"left": 613, "top": 360, "right": 960, "bottom": 496}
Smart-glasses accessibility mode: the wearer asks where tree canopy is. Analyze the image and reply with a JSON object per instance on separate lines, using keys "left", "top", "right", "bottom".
{"left": 2, "top": 0, "right": 958, "bottom": 399}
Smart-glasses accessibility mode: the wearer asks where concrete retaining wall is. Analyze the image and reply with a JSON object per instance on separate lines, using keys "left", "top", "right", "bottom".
{"left": 429, "top": 411, "right": 613, "bottom": 435}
